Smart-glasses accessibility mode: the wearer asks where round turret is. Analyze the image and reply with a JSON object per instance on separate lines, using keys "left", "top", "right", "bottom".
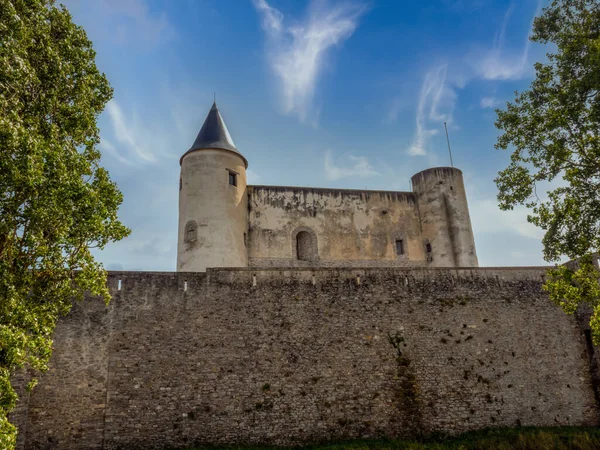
{"left": 177, "top": 102, "right": 248, "bottom": 272}
{"left": 411, "top": 167, "right": 478, "bottom": 267}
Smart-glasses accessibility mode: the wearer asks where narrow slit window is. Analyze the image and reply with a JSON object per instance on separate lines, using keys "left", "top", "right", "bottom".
{"left": 395, "top": 239, "right": 404, "bottom": 256}
{"left": 228, "top": 171, "right": 237, "bottom": 187}
{"left": 426, "top": 242, "right": 432, "bottom": 253}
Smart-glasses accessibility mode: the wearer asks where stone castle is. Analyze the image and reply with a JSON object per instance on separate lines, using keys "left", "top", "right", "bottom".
{"left": 177, "top": 103, "right": 478, "bottom": 272}
{"left": 10, "top": 104, "right": 600, "bottom": 450}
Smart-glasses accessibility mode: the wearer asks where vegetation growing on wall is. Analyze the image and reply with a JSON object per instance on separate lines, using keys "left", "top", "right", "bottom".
{"left": 181, "top": 427, "right": 600, "bottom": 450}
{"left": 0, "top": 0, "right": 129, "bottom": 447}
{"left": 387, "top": 331, "right": 422, "bottom": 436}
{"left": 493, "top": 0, "right": 600, "bottom": 340}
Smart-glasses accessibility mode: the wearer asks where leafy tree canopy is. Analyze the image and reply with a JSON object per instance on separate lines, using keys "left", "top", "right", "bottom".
{"left": 0, "top": 0, "right": 129, "bottom": 447}
{"left": 494, "top": 0, "right": 600, "bottom": 340}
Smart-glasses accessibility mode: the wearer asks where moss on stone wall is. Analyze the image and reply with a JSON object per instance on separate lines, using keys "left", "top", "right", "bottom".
{"left": 181, "top": 427, "right": 600, "bottom": 450}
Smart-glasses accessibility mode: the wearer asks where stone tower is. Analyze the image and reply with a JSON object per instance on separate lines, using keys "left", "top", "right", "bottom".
{"left": 177, "top": 102, "right": 248, "bottom": 272}
{"left": 411, "top": 167, "right": 478, "bottom": 267}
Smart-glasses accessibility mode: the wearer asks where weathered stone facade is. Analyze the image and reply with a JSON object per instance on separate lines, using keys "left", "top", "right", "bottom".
{"left": 177, "top": 103, "right": 478, "bottom": 272}
{"left": 12, "top": 267, "right": 599, "bottom": 449}
{"left": 247, "top": 186, "right": 425, "bottom": 267}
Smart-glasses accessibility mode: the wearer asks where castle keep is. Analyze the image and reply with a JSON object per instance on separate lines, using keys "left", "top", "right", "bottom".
{"left": 177, "top": 103, "right": 478, "bottom": 272}
{"left": 11, "top": 104, "right": 599, "bottom": 450}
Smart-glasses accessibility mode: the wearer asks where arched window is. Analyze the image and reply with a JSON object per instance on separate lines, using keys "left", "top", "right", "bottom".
{"left": 184, "top": 220, "right": 197, "bottom": 243}
{"left": 293, "top": 227, "right": 318, "bottom": 261}
{"left": 297, "top": 231, "right": 312, "bottom": 261}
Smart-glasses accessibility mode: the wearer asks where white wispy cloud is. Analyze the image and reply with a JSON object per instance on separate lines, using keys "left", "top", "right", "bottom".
{"left": 247, "top": 169, "right": 262, "bottom": 185}
{"left": 324, "top": 150, "right": 379, "bottom": 181}
{"left": 103, "top": 99, "right": 183, "bottom": 165}
{"left": 105, "top": 101, "right": 158, "bottom": 163}
{"left": 98, "top": 138, "right": 135, "bottom": 166}
{"left": 405, "top": 2, "right": 541, "bottom": 157}
{"left": 385, "top": 95, "right": 411, "bottom": 124}
{"left": 407, "top": 65, "right": 456, "bottom": 156}
{"left": 96, "top": 0, "right": 175, "bottom": 47}
{"left": 463, "top": 171, "right": 571, "bottom": 266}
{"left": 471, "top": 1, "right": 541, "bottom": 81}
{"left": 254, "top": 0, "right": 366, "bottom": 123}
{"left": 480, "top": 96, "right": 502, "bottom": 108}
{"left": 470, "top": 198, "right": 544, "bottom": 240}
{"left": 254, "top": 0, "right": 284, "bottom": 33}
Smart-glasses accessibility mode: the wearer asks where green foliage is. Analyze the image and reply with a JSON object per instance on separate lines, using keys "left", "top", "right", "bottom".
{"left": 179, "top": 427, "right": 600, "bottom": 450}
{"left": 544, "top": 256, "right": 600, "bottom": 344}
{"left": 387, "top": 331, "right": 405, "bottom": 357}
{"left": 387, "top": 331, "right": 421, "bottom": 436}
{"left": 0, "top": 0, "right": 129, "bottom": 447}
{"left": 493, "top": 0, "right": 600, "bottom": 338}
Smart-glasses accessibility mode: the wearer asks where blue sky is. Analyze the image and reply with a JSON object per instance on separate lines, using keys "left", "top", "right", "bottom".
{"left": 65, "top": 0, "right": 550, "bottom": 270}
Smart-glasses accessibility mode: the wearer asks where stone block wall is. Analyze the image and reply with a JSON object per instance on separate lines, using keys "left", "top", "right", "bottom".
{"left": 12, "top": 267, "right": 599, "bottom": 449}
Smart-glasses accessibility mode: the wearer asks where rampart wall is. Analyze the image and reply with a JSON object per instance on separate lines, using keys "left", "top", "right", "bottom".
{"left": 12, "top": 267, "right": 600, "bottom": 449}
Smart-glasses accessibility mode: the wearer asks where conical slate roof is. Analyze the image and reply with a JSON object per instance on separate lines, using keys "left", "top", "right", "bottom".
{"left": 180, "top": 102, "right": 247, "bottom": 167}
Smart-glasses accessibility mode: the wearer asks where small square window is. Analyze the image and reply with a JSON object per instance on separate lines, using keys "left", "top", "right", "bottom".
{"left": 395, "top": 239, "right": 404, "bottom": 256}
{"left": 228, "top": 171, "right": 237, "bottom": 187}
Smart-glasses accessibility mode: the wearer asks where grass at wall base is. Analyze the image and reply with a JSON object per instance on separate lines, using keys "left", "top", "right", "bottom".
{"left": 180, "top": 427, "right": 600, "bottom": 450}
